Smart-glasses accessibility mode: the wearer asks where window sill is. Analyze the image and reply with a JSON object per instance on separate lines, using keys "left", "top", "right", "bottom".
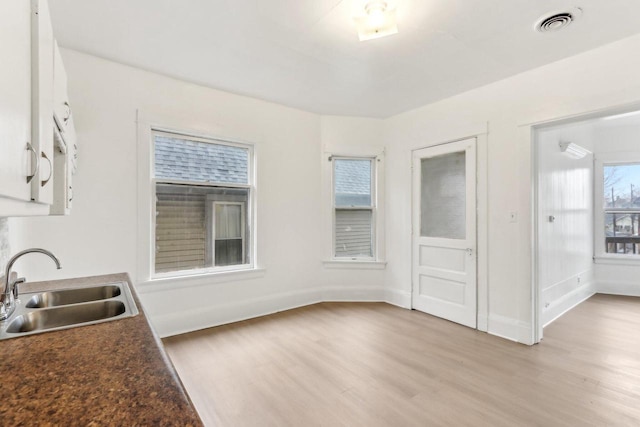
{"left": 594, "top": 256, "right": 640, "bottom": 266}
{"left": 322, "top": 260, "right": 387, "bottom": 270}
{"left": 136, "top": 267, "right": 266, "bottom": 294}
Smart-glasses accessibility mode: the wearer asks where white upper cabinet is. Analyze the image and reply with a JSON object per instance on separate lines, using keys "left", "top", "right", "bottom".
{"left": 53, "top": 42, "right": 71, "bottom": 136}
{"left": 0, "top": 1, "right": 33, "bottom": 205}
{"left": 30, "top": 0, "right": 55, "bottom": 205}
{"left": 50, "top": 41, "right": 77, "bottom": 216}
{"left": 0, "top": 0, "right": 75, "bottom": 217}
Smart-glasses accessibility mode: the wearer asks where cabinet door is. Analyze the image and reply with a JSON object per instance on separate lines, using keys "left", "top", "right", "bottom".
{"left": 53, "top": 41, "right": 71, "bottom": 134}
{"left": 0, "top": 0, "right": 32, "bottom": 203}
{"left": 30, "top": 0, "right": 54, "bottom": 204}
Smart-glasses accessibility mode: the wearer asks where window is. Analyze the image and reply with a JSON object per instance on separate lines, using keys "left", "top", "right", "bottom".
{"left": 153, "top": 131, "right": 253, "bottom": 275}
{"left": 332, "top": 157, "right": 376, "bottom": 259}
{"left": 602, "top": 163, "right": 640, "bottom": 255}
{"left": 213, "top": 202, "right": 245, "bottom": 266}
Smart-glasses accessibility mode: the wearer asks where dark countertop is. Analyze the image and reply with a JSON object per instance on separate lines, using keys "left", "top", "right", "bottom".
{"left": 0, "top": 273, "right": 203, "bottom": 426}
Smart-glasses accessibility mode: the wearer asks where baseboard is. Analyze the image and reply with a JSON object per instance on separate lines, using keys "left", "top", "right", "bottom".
{"left": 488, "top": 314, "right": 532, "bottom": 344}
{"left": 321, "top": 285, "right": 386, "bottom": 302}
{"left": 152, "top": 287, "right": 322, "bottom": 337}
{"left": 153, "top": 285, "right": 533, "bottom": 344}
{"left": 477, "top": 312, "right": 489, "bottom": 333}
{"left": 543, "top": 282, "right": 595, "bottom": 327}
{"left": 597, "top": 281, "right": 640, "bottom": 297}
{"left": 542, "top": 269, "right": 594, "bottom": 305}
{"left": 153, "top": 285, "right": 387, "bottom": 338}
{"left": 384, "top": 288, "right": 411, "bottom": 308}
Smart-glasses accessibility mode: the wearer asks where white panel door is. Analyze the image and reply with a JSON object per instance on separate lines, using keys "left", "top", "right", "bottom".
{"left": 412, "top": 138, "right": 477, "bottom": 328}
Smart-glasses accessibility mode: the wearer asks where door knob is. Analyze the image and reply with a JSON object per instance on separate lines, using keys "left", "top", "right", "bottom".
{"left": 466, "top": 248, "right": 473, "bottom": 256}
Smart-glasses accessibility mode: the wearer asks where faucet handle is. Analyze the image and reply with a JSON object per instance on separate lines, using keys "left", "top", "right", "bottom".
{"left": 12, "top": 277, "right": 26, "bottom": 300}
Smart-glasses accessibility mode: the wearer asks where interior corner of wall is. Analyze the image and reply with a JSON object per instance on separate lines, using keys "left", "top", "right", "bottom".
{"left": 384, "top": 287, "right": 411, "bottom": 308}
{"left": 488, "top": 313, "right": 533, "bottom": 345}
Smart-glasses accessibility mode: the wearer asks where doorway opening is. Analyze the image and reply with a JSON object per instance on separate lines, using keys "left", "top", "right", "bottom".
{"left": 533, "top": 107, "right": 640, "bottom": 341}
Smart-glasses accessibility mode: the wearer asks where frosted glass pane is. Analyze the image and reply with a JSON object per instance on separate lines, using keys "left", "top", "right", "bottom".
{"left": 420, "top": 152, "right": 466, "bottom": 239}
{"left": 335, "top": 209, "right": 373, "bottom": 257}
{"left": 334, "top": 159, "right": 372, "bottom": 207}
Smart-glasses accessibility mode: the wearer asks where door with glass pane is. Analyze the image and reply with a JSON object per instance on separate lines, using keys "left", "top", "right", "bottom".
{"left": 412, "top": 138, "right": 477, "bottom": 328}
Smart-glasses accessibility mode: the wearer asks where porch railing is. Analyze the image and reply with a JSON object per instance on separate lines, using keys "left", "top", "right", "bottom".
{"left": 605, "top": 236, "right": 640, "bottom": 254}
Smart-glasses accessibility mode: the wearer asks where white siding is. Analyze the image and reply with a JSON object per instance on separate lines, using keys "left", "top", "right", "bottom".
{"left": 335, "top": 209, "right": 372, "bottom": 257}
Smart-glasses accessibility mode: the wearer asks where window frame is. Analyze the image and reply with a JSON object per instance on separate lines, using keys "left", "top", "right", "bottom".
{"left": 150, "top": 128, "right": 255, "bottom": 279}
{"left": 323, "top": 148, "right": 385, "bottom": 267}
{"left": 332, "top": 156, "right": 377, "bottom": 261}
{"left": 595, "top": 152, "right": 640, "bottom": 263}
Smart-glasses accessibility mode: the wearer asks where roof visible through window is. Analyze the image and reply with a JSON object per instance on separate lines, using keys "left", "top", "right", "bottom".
{"left": 154, "top": 134, "right": 248, "bottom": 184}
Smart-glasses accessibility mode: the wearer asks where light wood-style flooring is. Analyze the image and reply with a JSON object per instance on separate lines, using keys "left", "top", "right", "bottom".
{"left": 163, "top": 295, "right": 640, "bottom": 426}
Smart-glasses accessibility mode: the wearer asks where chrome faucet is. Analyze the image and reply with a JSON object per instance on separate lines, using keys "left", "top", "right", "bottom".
{"left": 1, "top": 248, "right": 62, "bottom": 321}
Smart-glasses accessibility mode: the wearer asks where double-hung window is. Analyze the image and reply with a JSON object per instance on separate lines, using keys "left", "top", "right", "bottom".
{"left": 153, "top": 130, "right": 253, "bottom": 276}
{"left": 332, "top": 157, "right": 376, "bottom": 259}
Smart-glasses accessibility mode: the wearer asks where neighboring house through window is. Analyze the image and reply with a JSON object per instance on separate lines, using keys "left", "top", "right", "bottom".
{"left": 153, "top": 131, "right": 253, "bottom": 275}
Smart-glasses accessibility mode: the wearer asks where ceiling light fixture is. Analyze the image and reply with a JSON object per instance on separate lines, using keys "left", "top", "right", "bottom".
{"left": 559, "top": 141, "right": 591, "bottom": 159}
{"left": 354, "top": 1, "right": 398, "bottom": 42}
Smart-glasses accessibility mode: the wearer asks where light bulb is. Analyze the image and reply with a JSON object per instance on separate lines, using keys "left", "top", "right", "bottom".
{"left": 368, "top": 8, "right": 386, "bottom": 28}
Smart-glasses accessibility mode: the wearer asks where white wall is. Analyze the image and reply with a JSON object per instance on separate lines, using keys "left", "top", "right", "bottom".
{"left": 0, "top": 218, "right": 9, "bottom": 270}
{"left": 383, "top": 33, "right": 640, "bottom": 343}
{"left": 536, "top": 122, "right": 596, "bottom": 326}
{"left": 594, "top": 116, "right": 640, "bottom": 296}
{"left": 319, "top": 115, "right": 388, "bottom": 295}
{"left": 8, "top": 33, "right": 640, "bottom": 342}
{"left": 9, "top": 50, "right": 386, "bottom": 336}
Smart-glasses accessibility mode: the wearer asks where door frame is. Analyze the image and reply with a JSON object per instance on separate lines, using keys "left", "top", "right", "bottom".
{"left": 525, "top": 101, "right": 640, "bottom": 344}
{"left": 410, "top": 134, "right": 489, "bottom": 332}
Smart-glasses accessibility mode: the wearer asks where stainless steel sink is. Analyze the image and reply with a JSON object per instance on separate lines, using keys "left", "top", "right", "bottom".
{"left": 25, "top": 285, "right": 121, "bottom": 308}
{"left": 7, "top": 300, "right": 126, "bottom": 333}
{"left": 0, "top": 281, "right": 138, "bottom": 340}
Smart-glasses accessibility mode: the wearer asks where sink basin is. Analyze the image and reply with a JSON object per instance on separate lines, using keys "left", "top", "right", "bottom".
{"left": 25, "top": 285, "right": 121, "bottom": 308}
{"left": 7, "top": 300, "right": 126, "bottom": 333}
{"left": 0, "top": 281, "right": 138, "bottom": 340}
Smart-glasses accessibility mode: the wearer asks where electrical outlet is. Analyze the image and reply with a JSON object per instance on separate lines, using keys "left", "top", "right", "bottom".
{"left": 577, "top": 276, "right": 581, "bottom": 284}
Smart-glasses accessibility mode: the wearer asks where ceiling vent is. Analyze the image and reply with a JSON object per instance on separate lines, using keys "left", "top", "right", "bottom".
{"left": 535, "top": 8, "right": 582, "bottom": 33}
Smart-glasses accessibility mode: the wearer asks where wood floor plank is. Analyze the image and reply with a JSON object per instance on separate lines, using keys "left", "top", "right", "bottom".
{"left": 163, "top": 295, "right": 640, "bottom": 426}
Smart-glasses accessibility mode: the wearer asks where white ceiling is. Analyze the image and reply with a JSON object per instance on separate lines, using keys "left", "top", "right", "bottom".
{"left": 49, "top": 0, "right": 640, "bottom": 118}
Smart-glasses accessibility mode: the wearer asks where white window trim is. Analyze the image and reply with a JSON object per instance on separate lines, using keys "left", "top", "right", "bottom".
{"left": 136, "top": 111, "right": 259, "bottom": 284}
{"left": 594, "top": 152, "right": 640, "bottom": 264}
{"left": 323, "top": 147, "right": 385, "bottom": 266}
